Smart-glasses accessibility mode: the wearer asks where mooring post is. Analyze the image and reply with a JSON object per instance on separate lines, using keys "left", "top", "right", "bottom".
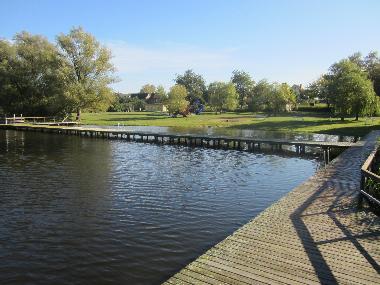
{"left": 327, "top": 147, "right": 330, "bottom": 163}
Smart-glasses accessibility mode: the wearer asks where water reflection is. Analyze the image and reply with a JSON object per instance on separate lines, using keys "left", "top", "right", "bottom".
{"left": 0, "top": 130, "right": 319, "bottom": 284}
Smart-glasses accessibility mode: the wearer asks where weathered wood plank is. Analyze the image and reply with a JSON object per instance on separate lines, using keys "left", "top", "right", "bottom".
{"left": 165, "top": 131, "right": 380, "bottom": 284}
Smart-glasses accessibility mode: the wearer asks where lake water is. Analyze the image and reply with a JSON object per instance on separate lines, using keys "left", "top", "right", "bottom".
{"left": 0, "top": 130, "right": 320, "bottom": 284}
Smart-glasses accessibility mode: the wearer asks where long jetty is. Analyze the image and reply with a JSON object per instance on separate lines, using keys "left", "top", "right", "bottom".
{"left": 164, "top": 131, "right": 380, "bottom": 285}
{"left": 0, "top": 124, "right": 354, "bottom": 162}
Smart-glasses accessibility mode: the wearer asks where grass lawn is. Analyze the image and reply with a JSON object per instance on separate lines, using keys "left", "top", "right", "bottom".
{"left": 80, "top": 111, "right": 380, "bottom": 137}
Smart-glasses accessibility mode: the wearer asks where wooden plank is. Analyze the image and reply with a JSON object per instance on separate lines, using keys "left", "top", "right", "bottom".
{"left": 165, "top": 131, "right": 380, "bottom": 284}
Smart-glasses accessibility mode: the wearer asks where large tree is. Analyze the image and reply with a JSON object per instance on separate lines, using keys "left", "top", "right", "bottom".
{"left": 174, "top": 69, "right": 206, "bottom": 104}
{"left": 231, "top": 70, "right": 255, "bottom": 110}
{"left": 57, "top": 27, "right": 116, "bottom": 120}
{"left": 166, "top": 84, "right": 189, "bottom": 115}
{"left": 208, "top": 82, "right": 238, "bottom": 113}
{"left": 0, "top": 32, "right": 67, "bottom": 116}
{"left": 326, "top": 59, "right": 377, "bottom": 120}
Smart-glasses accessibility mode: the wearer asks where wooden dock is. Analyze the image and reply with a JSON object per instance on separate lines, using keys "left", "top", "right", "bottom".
{"left": 0, "top": 124, "right": 355, "bottom": 162}
{"left": 163, "top": 131, "right": 380, "bottom": 285}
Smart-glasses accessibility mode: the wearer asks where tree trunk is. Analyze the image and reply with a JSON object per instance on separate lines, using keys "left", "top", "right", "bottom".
{"left": 355, "top": 113, "right": 359, "bottom": 121}
{"left": 340, "top": 117, "right": 344, "bottom": 121}
{"left": 76, "top": 108, "right": 81, "bottom": 121}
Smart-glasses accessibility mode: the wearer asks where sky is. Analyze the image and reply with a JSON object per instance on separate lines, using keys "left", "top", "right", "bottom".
{"left": 1, "top": 0, "right": 380, "bottom": 93}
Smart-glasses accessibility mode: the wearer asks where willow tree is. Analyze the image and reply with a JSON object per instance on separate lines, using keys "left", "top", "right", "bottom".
{"left": 0, "top": 32, "right": 67, "bottom": 116}
{"left": 57, "top": 27, "right": 116, "bottom": 120}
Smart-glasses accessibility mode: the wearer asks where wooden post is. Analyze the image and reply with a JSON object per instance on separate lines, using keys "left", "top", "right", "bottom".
{"left": 327, "top": 147, "right": 330, "bottom": 163}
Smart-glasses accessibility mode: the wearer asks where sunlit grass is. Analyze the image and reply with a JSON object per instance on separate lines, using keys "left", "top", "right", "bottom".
{"left": 80, "top": 111, "right": 380, "bottom": 137}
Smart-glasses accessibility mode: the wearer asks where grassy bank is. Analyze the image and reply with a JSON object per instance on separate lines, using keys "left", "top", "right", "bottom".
{"left": 80, "top": 111, "right": 380, "bottom": 137}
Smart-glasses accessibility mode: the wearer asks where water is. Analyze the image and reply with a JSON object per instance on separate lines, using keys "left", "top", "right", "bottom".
{"left": 0, "top": 130, "right": 319, "bottom": 284}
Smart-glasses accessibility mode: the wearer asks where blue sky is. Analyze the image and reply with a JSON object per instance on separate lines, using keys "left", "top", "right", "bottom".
{"left": 1, "top": 0, "right": 380, "bottom": 93}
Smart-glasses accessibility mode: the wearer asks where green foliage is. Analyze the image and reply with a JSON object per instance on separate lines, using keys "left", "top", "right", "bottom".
{"left": 155, "top": 85, "right": 167, "bottom": 103}
{"left": 108, "top": 94, "right": 146, "bottom": 112}
{"left": 57, "top": 26, "right": 116, "bottom": 119}
{"left": 250, "top": 80, "right": 272, "bottom": 111}
{"left": 140, "top": 84, "right": 156, "bottom": 94}
{"left": 231, "top": 70, "right": 255, "bottom": 109}
{"left": 175, "top": 69, "right": 206, "bottom": 104}
{"left": 208, "top": 81, "right": 238, "bottom": 113}
{"left": 248, "top": 81, "right": 295, "bottom": 114}
{"left": 326, "top": 59, "right": 377, "bottom": 120}
{"left": 0, "top": 33, "right": 68, "bottom": 116}
{"left": 166, "top": 84, "right": 189, "bottom": 114}
{"left": 265, "top": 83, "right": 296, "bottom": 114}
{"left": 304, "top": 76, "right": 329, "bottom": 104}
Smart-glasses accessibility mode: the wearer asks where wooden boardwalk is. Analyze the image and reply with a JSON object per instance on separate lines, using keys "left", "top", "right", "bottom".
{"left": 0, "top": 124, "right": 354, "bottom": 161}
{"left": 164, "top": 131, "right": 380, "bottom": 285}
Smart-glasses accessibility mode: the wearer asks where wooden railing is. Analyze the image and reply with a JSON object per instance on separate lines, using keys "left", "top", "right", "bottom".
{"left": 360, "top": 149, "right": 380, "bottom": 206}
{"left": 3, "top": 116, "right": 61, "bottom": 124}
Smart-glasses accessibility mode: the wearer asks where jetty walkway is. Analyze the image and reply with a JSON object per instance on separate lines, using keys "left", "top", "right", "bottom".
{"left": 164, "top": 131, "right": 380, "bottom": 285}
{"left": 0, "top": 124, "right": 354, "bottom": 161}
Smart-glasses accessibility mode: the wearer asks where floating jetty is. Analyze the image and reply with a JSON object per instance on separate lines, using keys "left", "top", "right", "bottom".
{"left": 0, "top": 124, "right": 355, "bottom": 163}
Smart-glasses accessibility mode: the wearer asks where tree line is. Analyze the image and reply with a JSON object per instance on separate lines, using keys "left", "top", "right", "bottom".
{"left": 111, "top": 69, "right": 297, "bottom": 116}
{"left": 1, "top": 28, "right": 379, "bottom": 120}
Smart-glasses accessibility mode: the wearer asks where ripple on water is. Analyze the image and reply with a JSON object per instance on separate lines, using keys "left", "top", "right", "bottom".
{"left": 0, "top": 130, "right": 319, "bottom": 285}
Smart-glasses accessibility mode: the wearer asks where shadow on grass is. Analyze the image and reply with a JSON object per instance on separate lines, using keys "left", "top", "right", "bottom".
{"left": 101, "top": 116, "right": 169, "bottom": 122}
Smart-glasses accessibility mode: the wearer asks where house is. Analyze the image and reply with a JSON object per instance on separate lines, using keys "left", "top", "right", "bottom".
{"left": 130, "top": 93, "right": 167, "bottom": 112}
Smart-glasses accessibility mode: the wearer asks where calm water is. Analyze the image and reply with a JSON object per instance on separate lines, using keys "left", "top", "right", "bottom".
{"left": 0, "top": 130, "right": 319, "bottom": 285}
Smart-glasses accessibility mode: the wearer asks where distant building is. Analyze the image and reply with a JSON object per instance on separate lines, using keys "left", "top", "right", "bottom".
{"left": 130, "top": 93, "right": 167, "bottom": 112}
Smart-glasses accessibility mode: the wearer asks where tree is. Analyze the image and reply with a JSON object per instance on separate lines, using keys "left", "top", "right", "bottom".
{"left": 250, "top": 80, "right": 272, "bottom": 111}
{"left": 371, "top": 64, "right": 380, "bottom": 98}
{"left": 57, "top": 26, "right": 116, "bottom": 120}
{"left": 155, "top": 85, "right": 167, "bottom": 103}
{"left": 305, "top": 76, "right": 330, "bottom": 107}
{"left": 348, "top": 51, "right": 380, "bottom": 97}
{"left": 326, "top": 59, "right": 377, "bottom": 120}
{"left": 175, "top": 70, "right": 206, "bottom": 104}
{"left": 140, "top": 84, "right": 156, "bottom": 94}
{"left": 0, "top": 32, "right": 67, "bottom": 116}
{"left": 364, "top": 51, "right": 380, "bottom": 97}
{"left": 265, "top": 83, "right": 296, "bottom": 114}
{"left": 166, "top": 84, "right": 189, "bottom": 115}
{"left": 208, "top": 82, "right": 238, "bottom": 113}
{"left": 231, "top": 70, "right": 255, "bottom": 110}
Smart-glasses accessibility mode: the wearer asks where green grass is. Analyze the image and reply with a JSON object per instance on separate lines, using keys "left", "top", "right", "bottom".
{"left": 80, "top": 111, "right": 380, "bottom": 137}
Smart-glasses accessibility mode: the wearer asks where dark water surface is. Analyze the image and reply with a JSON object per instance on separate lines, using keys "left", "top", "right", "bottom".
{"left": 0, "top": 130, "right": 319, "bottom": 285}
